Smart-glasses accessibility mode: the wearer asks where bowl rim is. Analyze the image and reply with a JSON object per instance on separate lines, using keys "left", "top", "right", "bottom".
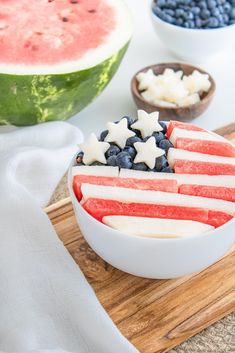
{"left": 151, "top": 2, "right": 235, "bottom": 33}
{"left": 131, "top": 62, "right": 216, "bottom": 112}
{"left": 68, "top": 137, "right": 235, "bottom": 244}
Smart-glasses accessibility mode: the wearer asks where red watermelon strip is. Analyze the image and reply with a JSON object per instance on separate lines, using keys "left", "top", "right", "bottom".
{"left": 82, "top": 198, "right": 232, "bottom": 227}
{"left": 166, "top": 120, "right": 205, "bottom": 138}
{"left": 174, "top": 160, "right": 235, "bottom": 175}
{"left": 176, "top": 138, "right": 235, "bottom": 157}
{"left": 180, "top": 184, "right": 235, "bottom": 202}
{"left": 73, "top": 175, "right": 178, "bottom": 201}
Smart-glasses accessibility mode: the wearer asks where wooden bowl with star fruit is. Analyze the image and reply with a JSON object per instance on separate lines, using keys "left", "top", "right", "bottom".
{"left": 131, "top": 63, "right": 216, "bottom": 122}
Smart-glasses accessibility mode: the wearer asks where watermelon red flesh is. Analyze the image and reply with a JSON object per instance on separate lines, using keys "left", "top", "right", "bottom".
{"left": 166, "top": 120, "right": 205, "bottom": 138}
{"left": 73, "top": 175, "right": 178, "bottom": 201}
{"left": 82, "top": 198, "right": 232, "bottom": 227}
{"left": 174, "top": 160, "right": 235, "bottom": 175}
{"left": 179, "top": 184, "right": 235, "bottom": 202}
{"left": 0, "top": 0, "right": 115, "bottom": 66}
{"left": 176, "top": 138, "right": 235, "bottom": 157}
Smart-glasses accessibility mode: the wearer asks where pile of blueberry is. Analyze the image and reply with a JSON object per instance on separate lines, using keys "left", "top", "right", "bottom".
{"left": 76, "top": 116, "right": 174, "bottom": 173}
{"left": 152, "top": 0, "right": 235, "bottom": 29}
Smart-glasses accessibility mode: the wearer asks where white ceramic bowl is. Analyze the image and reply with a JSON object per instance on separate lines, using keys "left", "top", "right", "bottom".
{"left": 151, "top": 5, "right": 235, "bottom": 62}
{"left": 68, "top": 158, "right": 235, "bottom": 279}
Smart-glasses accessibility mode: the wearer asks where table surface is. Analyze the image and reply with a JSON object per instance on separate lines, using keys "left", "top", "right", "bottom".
{"left": 69, "top": 0, "right": 235, "bottom": 138}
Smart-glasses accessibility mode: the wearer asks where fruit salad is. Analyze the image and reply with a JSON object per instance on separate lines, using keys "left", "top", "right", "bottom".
{"left": 72, "top": 110, "right": 235, "bottom": 238}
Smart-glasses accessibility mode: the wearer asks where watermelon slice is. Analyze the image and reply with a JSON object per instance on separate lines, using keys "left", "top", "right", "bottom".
{"left": 0, "top": 0, "right": 132, "bottom": 126}
{"left": 179, "top": 184, "right": 235, "bottom": 202}
{"left": 174, "top": 160, "right": 235, "bottom": 176}
{"left": 169, "top": 128, "right": 219, "bottom": 145}
{"left": 166, "top": 121, "right": 205, "bottom": 138}
{"left": 83, "top": 198, "right": 232, "bottom": 227}
{"left": 73, "top": 175, "right": 178, "bottom": 201}
{"left": 168, "top": 148, "right": 235, "bottom": 168}
{"left": 120, "top": 169, "right": 235, "bottom": 187}
{"left": 103, "top": 216, "right": 215, "bottom": 238}
{"left": 176, "top": 138, "right": 235, "bottom": 157}
{"left": 81, "top": 184, "right": 235, "bottom": 215}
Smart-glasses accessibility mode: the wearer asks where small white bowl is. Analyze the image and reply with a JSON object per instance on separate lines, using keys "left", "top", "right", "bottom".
{"left": 68, "top": 152, "right": 235, "bottom": 279}
{"left": 151, "top": 5, "right": 235, "bottom": 62}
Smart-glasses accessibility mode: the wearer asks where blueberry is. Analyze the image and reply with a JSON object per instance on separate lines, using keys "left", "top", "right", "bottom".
{"left": 155, "top": 155, "right": 168, "bottom": 172}
{"left": 199, "top": 1, "right": 207, "bottom": 10}
{"left": 132, "top": 162, "right": 148, "bottom": 171}
{"left": 100, "top": 130, "right": 108, "bottom": 141}
{"left": 200, "top": 9, "right": 210, "bottom": 19}
{"left": 122, "top": 116, "right": 135, "bottom": 127}
{"left": 161, "top": 166, "right": 174, "bottom": 173}
{"left": 159, "top": 121, "right": 167, "bottom": 134}
{"left": 159, "top": 139, "right": 173, "bottom": 152}
{"left": 223, "top": 3, "right": 231, "bottom": 13}
{"left": 211, "top": 8, "right": 220, "bottom": 17}
{"left": 208, "top": 16, "right": 219, "bottom": 27}
{"left": 126, "top": 135, "right": 142, "bottom": 146}
{"left": 123, "top": 146, "right": 136, "bottom": 159}
{"left": 155, "top": 0, "right": 166, "bottom": 8}
{"left": 231, "top": 9, "right": 235, "bottom": 20}
{"left": 116, "top": 152, "right": 133, "bottom": 169}
{"left": 207, "top": 0, "right": 217, "bottom": 9}
{"left": 222, "top": 13, "right": 229, "bottom": 23}
{"left": 91, "top": 161, "right": 104, "bottom": 166}
{"left": 152, "top": 131, "right": 165, "bottom": 144}
{"left": 76, "top": 151, "right": 84, "bottom": 165}
{"left": 176, "top": 18, "right": 184, "bottom": 26}
{"left": 191, "top": 6, "right": 200, "bottom": 15}
{"left": 107, "top": 155, "right": 117, "bottom": 167}
{"left": 195, "top": 16, "right": 202, "bottom": 27}
{"left": 167, "top": 0, "right": 177, "bottom": 9}
{"left": 175, "top": 9, "right": 185, "bottom": 17}
{"left": 164, "top": 9, "right": 175, "bottom": 17}
{"left": 188, "top": 20, "right": 195, "bottom": 28}
{"left": 105, "top": 144, "right": 121, "bottom": 158}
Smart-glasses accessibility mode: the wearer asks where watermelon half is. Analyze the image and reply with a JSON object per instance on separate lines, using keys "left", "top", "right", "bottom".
{"left": 0, "top": 0, "right": 132, "bottom": 126}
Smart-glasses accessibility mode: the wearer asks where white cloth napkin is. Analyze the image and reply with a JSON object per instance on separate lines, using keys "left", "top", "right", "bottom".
{"left": 0, "top": 122, "right": 138, "bottom": 353}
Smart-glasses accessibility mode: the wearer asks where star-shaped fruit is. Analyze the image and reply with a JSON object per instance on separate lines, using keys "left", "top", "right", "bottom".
{"left": 136, "top": 69, "right": 156, "bottom": 90}
{"left": 79, "top": 133, "right": 110, "bottom": 165}
{"left": 105, "top": 118, "right": 135, "bottom": 149}
{"left": 134, "top": 136, "right": 165, "bottom": 169}
{"left": 131, "top": 110, "right": 163, "bottom": 139}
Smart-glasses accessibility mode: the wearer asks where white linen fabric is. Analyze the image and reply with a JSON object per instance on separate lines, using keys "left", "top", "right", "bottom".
{"left": 0, "top": 122, "right": 138, "bottom": 353}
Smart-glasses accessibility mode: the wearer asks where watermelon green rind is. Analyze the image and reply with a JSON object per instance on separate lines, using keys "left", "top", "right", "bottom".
{"left": 0, "top": 44, "right": 129, "bottom": 126}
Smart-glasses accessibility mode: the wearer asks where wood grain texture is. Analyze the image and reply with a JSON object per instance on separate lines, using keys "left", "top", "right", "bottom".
{"left": 44, "top": 126, "right": 235, "bottom": 353}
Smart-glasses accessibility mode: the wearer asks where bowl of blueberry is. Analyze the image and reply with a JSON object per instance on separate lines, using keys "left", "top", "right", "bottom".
{"left": 151, "top": 0, "right": 235, "bottom": 61}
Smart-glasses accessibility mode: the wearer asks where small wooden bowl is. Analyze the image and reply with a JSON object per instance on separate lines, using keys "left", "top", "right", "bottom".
{"left": 131, "top": 63, "right": 216, "bottom": 122}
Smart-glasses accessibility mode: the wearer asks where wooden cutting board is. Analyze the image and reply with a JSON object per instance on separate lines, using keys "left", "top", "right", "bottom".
{"left": 45, "top": 123, "right": 235, "bottom": 353}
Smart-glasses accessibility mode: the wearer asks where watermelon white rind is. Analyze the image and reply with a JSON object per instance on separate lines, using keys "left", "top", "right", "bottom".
{"left": 0, "top": 0, "right": 132, "bottom": 126}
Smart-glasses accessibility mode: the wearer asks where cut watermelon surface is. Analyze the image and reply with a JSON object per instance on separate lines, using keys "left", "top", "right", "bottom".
{"left": 180, "top": 184, "right": 235, "bottom": 202}
{"left": 81, "top": 184, "right": 235, "bottom": 215}
{"left": 166, "top": 120, "right": 205, "bottom": 138}
{"left": 73, "top": 175, "right": 178, "bottom": 200}
{"left": 0, "top": 0, "right": 132, "bottom": 125}
{"left": 83, "top": 198, "right": 232, "bottom": 227}
{"left": 102, "top": 216, "right": 214, "bottom": 238}
{"left": 174, "top": 160, "right": 235, "bottom": 176}
{"left": 169, "top": 128, "right": 219, "bottom": 145}
{"left": 175, "top": 138, "right": 235, "bottom": 157}
{"left": 119, "top": 169, "right": 235, "bottom": 187}
{"left": 168, "top": 148, "right": 235, "bottom": 168}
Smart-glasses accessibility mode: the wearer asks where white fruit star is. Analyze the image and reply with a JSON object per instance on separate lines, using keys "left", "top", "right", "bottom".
{"left": 131, "top": 110, "right": 163, "bottom": 139}
{"left": 79, "top": 133, "right": 110, "bottom": 165}
{"left": 134, "top": 136, "right": 165, "bottom": 169}
{"left": 136, "top": 69, "right": 156, "bottom": 90}
{"left": 105, "top": 118, "right": 135, "bottom": 149}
